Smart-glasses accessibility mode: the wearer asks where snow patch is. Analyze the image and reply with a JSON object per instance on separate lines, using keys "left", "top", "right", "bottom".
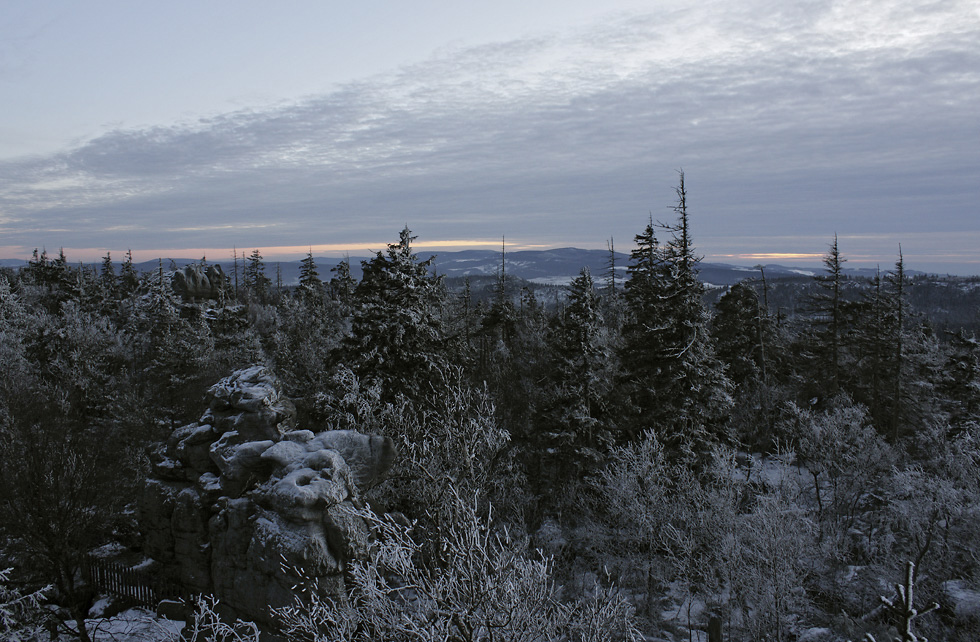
{"left": 90, "top": 542, "right": 127, "bottom": 558}
{"left": 82, "top": 608, "right": 183, "bottom": 642}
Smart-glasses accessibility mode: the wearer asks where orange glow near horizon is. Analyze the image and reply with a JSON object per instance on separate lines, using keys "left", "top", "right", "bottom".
{"left": 715, "top": 253, "right": 825, "bottom": 261}
{"left": 4, "top": 246, "right": 975, "bottom": 269}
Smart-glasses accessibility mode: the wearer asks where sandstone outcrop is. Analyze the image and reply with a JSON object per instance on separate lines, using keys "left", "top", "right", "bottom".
{"left": 170, "top": 264, "right": 227, "bottom": 302}
{"left": 139, "top": 366, "right": 395, "bottom": 624}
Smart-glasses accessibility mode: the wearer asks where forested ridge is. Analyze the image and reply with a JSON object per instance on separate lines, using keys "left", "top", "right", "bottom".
{"left": 2, "top": 179, "right": 980, "bottom": 641}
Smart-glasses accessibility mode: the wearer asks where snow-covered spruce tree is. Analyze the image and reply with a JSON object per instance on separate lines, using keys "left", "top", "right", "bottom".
{"left": 274, "top": 294, "right": 349, "bottom": 404}
{"left": 298, "top": 248, "right": 324, "bottom": 305}
{"left": 711, "top": 281, "right": 790, "bottom": 450}
{"left": 22, "top": 247, "right": 72, "bottom": 312}
{"left": 881, "top": 288, "right": 943, "bottom": 444}
{"left": 802, "top": 234, "right": 855, "bottom": 404}
{"left": 125, "top": 263, "right": 214, "bottom": 434}
{"left": 534, "top": 267, "right": 615, "bottom": 497}
{"left": 849, "top": 268, "right": 896, "bottom": 434}
{"left": 341, "top": 226, "right": 450, "bottom": 405}
{"left": 480, "top": 241, "right": 519, "bottom": 349}
{"left": 619, "top": 173, "right": 732, "bottom": 462}
{"left": 119, "top": 248, "right": 140, "bottom": 297}
{"left": 25, "top": 299, "right": 130, "bottom": 426}
{"left": 329, "top": 257, "right": 356, "bottom": 306}
{"left": 712, "top": 282, "right": 770, "bottom": 388}
{"left": 940, "top": 329, "right": 980, "bottom": 433}
{"left": 885, "top": 250, "right": 907, "bottom": 437}
{"left": 477, "top": 271, "right": 553, "bottom": 464}
{"left": 618, "top": 217, "right": 663, "bottom": 423}
{"left": 274, "top": 249, "right": 345, "bottom": 402}
{"left": 843, "top": 250, "right": 941, "bottom": 440}
{"left": 243, "top": 248, "right": 271, "bottom": 302}
{"left": 846, "top": 251, "right": 930, "bottom": 440}
{"left": 63, "top": 262, "right": 104, "bottom": 314}
{"left": 99, "top": 251, "right": 117, "bottom": 302}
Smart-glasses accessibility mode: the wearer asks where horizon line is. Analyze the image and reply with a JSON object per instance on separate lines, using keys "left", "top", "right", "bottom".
{"left": 2, "top": 246, "right": 976, "bottom": 277}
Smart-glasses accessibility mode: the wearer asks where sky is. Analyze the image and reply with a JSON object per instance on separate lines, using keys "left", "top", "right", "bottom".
{"left": 1, "top": 0, "right": 978, "bottom": 274}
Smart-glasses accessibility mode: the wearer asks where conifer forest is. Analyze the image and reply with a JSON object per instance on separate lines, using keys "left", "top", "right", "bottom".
{"left": 3, "top": 178, "right": 980, "bottom": 642}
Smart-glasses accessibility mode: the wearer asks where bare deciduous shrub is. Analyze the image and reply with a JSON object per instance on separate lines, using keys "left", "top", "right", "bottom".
{"left": 275, "top": 492, "right": 641, "bottom": 642}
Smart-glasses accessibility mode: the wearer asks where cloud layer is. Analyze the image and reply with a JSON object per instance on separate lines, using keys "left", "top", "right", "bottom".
{"left": 2, "top": 0, "right": 978, "bottom": 272}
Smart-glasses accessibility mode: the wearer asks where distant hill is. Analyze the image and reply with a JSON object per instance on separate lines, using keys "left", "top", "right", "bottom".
{"left": 135, "top": 251, "right": 836, "bottom": 287}
{"left": 4, "top": 249, "right": 975, "bottom": 331}
{"left": 1, "top": 249, "right": 924, "bottom": 287}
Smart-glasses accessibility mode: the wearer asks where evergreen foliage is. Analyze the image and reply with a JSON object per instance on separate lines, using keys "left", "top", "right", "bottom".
{"left": 535, "top": 267, "right": 614, "bottom": 491}
{"left": 244, "top": 249, "right": 271, "bottom": 301}
{"left": 619, "top": 173, "right": 732, "bottom": 462}
{"left": 807, "top": 234, "right": 848, "bottom": 398}
{"left": 329, "top": 256, "right": 355, "bottom": 305}
{"left": 99, "top": 251, "right": 116, "bottom": 299}
{"left": 126, "top": 264, "right": 214, "bottom": 432}
{"left": 120, "top": 249, "right": 140, "bottom": 295}
{"left": 712, "top": 282, "right": 769, "bottom": 387}
{"left": 940, "top": 330, "right": 980, "bottom": 433}
{"left": 342, "top": 226, "right": 450, "bottom": 403}
{"left": 298, "top": 249, "right": 322, "bottom": 303}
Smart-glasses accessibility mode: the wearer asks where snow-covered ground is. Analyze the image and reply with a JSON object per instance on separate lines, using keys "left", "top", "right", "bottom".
{"left": 56, "top": 608, "right": 184, "bottom": 642}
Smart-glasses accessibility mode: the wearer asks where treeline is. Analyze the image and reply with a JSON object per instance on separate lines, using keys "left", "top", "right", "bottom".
{"left": 2, "top": 175, "right": 979, "bottom": 640}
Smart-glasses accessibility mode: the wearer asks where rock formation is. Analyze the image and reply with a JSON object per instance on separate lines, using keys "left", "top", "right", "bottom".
{"left": 140, "top": 366, "right": 395, "bottom": 624}
{"left": 170, "top": 264, "right": 228, "bottom": 301}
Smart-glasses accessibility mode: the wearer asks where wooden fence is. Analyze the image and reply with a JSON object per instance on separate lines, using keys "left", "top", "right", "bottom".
{"left": 86, "top": 557, "right": 184, "bottom": 608}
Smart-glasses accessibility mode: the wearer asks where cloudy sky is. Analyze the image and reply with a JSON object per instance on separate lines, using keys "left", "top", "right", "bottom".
{"left": 2, "top": 0, "right": 978, "bottom": 273}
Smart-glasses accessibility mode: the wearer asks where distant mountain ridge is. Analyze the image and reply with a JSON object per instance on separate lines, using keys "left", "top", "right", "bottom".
{"left": 0, "top": 248, "right": 925, "bottom": 286}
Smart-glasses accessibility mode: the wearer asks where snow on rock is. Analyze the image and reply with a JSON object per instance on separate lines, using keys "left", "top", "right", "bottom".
{"left": 945, "top": 579, "right": 980, "bottom": 618}
{"left": 308, "top": 429, "right": 396, "bottom": 491}
{"left": 139, "top": 365, "right": 395, "bottom": 627}
{"left": 88, "top": 597, "right": 112, "bottom": 618}
{"left": 171, "top": 263, "right": 226, "bottom": 302}
{"left": 204, "top": 365, "right": 297, "bottom": 441}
